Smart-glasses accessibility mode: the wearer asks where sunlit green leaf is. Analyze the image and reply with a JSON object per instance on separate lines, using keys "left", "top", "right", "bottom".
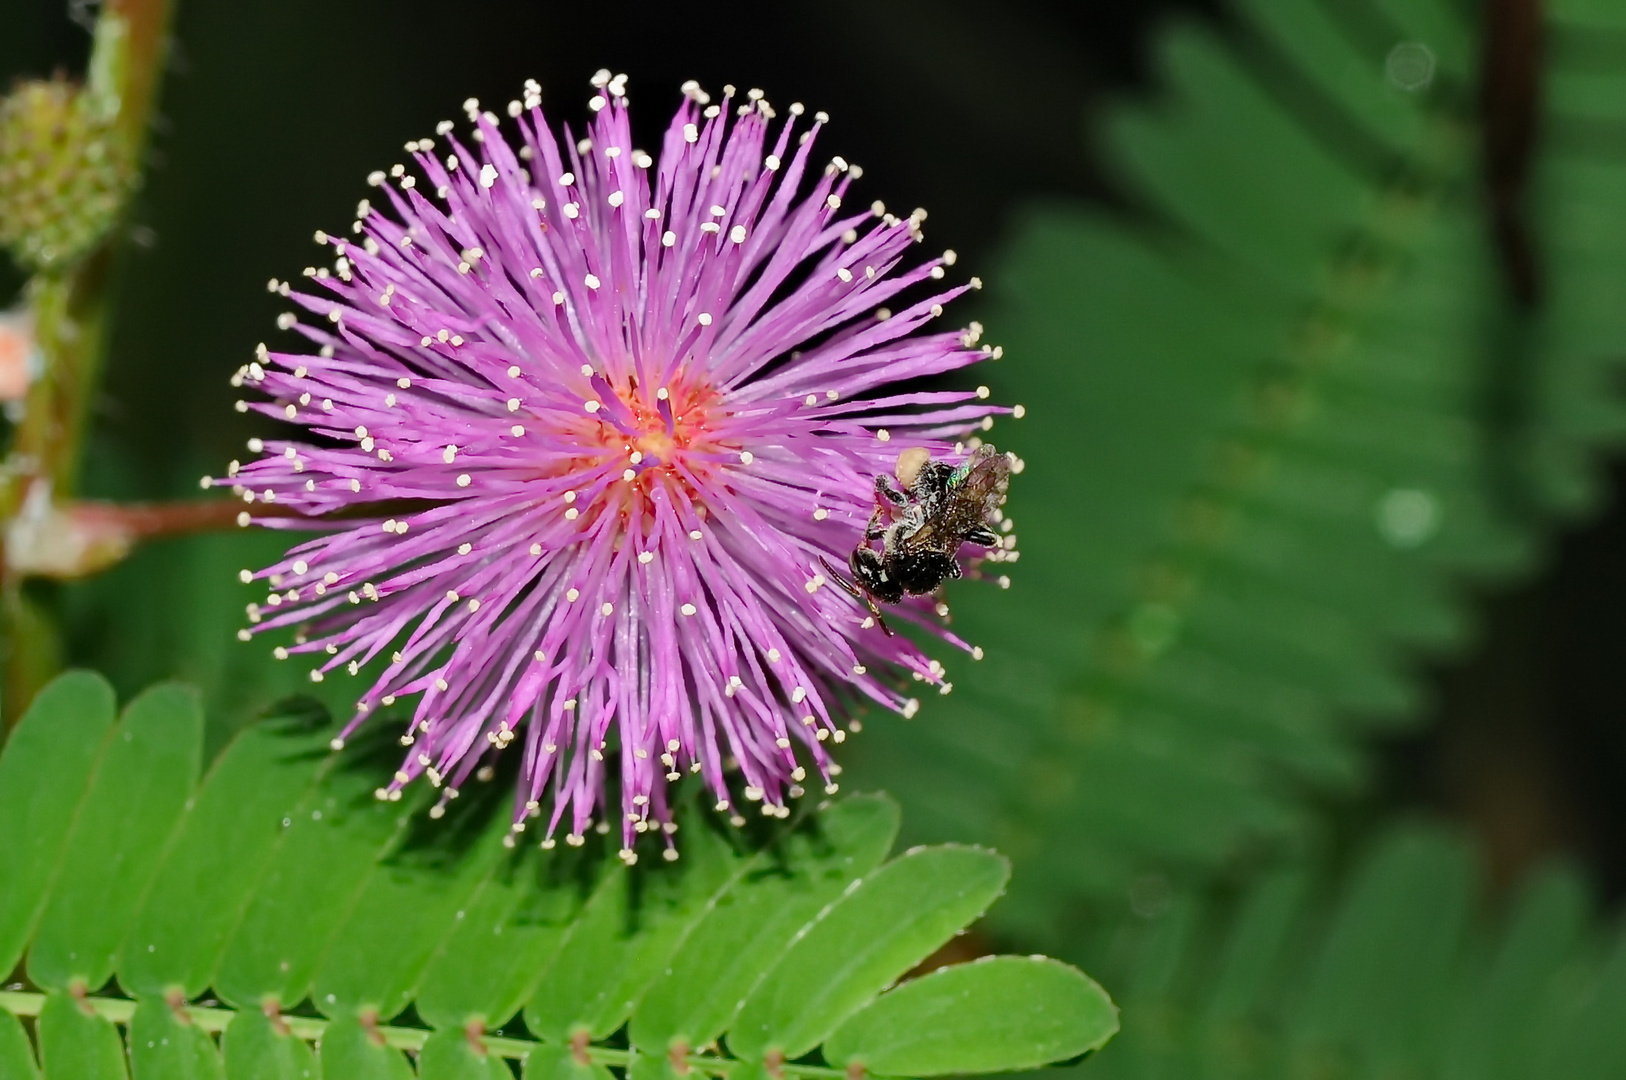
{"left": 0, "top": 672, "right": 116, "bottom": 975}
{"left": 128, "top": 997, "right": 223, "bottom": 1080}
{"left": 36, "top": 991, "right": 126, "bottom": 1080}
{"left": 315, "top": 1016, "right": 414, "bottom": 1080}
{"left": 729, "top": 845, "right": 1009, "bottom": 1061}
{"left": 825, "top": 956, "right": 1118, "bottom": 1076}
{"left": 0, "top": 674, "right": 1106, "bottom": 1079}
{"left": 0, "top": 1007, "right": 40, "bottom": 1080}
{"left": 28, "top": 684, "right": 201, "bottom": 992}
{"left": 219, "top": 1011, "right": 317, "bottom": 1080}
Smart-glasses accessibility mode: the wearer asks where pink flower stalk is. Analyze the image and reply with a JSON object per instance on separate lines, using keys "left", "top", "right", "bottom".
{"left": 221, "top": 72, "right": 1013, "bottom": 859}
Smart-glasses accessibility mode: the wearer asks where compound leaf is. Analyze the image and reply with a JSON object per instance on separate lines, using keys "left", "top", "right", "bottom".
{"left": 0, "top": 674, "right": 1106, "bottom": 1078}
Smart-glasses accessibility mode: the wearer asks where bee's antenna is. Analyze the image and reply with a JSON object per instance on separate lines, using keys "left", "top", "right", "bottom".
{"left": 819, "top": 556, "right": 862, "bottom": 599}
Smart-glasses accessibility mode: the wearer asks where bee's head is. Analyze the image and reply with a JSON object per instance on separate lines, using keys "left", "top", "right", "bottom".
{"left": 850, "top": 546, "right": 905, "bottom": 604}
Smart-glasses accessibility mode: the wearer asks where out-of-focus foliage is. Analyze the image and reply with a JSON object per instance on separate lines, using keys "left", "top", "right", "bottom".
{"left": 1072, "top": 825, "right": 1626, "bottom": 1080}
{"left": 0, "top": 75, "right": 130, "bottom": 272}
{"left": 0, "top": 672, "right": 1117, "bottom": 1078}
{"left": 61, "top": 524, "right": 362, "bottom": 754}
{"left": 853, "top": 0, "right": 1626, "bottom": 937}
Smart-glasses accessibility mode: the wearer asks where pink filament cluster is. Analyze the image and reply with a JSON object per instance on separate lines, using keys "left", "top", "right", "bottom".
{"left": 223, "top": 72, "right": 1008, "bottom": 857}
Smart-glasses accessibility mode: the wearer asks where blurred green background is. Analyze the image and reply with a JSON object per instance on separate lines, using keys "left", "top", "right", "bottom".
{"left": 7, "top": 0, "right": 1626, "bottom": 1074}
{"left": 5, "top": 0, "right": 1619, "bottom": 895}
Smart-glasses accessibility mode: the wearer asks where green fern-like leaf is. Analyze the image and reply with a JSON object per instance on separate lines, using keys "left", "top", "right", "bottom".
{"left": 0, "top": 672, "right": 1118, "bottom": 1078}
{"left": 1064, "top": 823, "right": 1626, "bottom": 1078}
{"left": 1522, "top": 0, "right": 1626, "bottom": 511}
{"left": 849, "top": 0, "right": 1626, "bottom": 936}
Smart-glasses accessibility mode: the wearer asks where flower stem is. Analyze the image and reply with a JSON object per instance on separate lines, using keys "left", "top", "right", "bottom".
{"left": 0, "top": 0, "right": 177, "bottom": 730}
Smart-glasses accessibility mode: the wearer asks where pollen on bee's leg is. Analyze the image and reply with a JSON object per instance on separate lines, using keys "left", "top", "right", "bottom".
{"left": 894, "top": 446, "right": 931, "bottom": 487}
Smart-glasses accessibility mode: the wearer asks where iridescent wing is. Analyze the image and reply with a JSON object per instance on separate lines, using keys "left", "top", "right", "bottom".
{"left": 901, "top": 446, "right": 1009, "bottom": 553}
{"left": 947, "top": 445, "right": 1010, "bottom": 515}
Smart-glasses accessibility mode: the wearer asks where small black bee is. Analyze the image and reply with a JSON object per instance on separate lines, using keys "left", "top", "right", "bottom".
{"left": 822, "top": 444, "right": 1011, "bottom": 635}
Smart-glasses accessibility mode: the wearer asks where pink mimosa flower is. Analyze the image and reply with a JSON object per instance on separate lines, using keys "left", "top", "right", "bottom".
{"left": 221, "top": 73, "right": 1012, "bottom": 859}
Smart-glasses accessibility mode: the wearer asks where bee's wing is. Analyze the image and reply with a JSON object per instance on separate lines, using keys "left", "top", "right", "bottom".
{"left": 907, "top": 448, "right": 1010, "bottom": 551}
{"left": 950, "top": 446, "right": 1011, "bottom": 518}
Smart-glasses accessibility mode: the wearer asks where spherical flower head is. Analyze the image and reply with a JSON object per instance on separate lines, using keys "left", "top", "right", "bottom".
{"left": 224, "top": 72, "right": 1014, "bottom": 856}
{"left": 0, "top": 76, "right": 132, "bottom": 271}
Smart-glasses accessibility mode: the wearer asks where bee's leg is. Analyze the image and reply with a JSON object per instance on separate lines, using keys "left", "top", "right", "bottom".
{"left": 876, "top": 505, "right": 926, "bottom": 550}
{"left": 866, "top": 603, "right": 895, "bottom": 637}
{"left": 964, "top": 524, "right": 1000, "bottom": 548}
{"left": 864, "top": 505, "right": 887, "bottom": 542}
{"left": 875, "top": 473, "right": 912, "bottom": 508}
{"left": 865, "top": 601, "right": 895, "bottom": 637}
{"left": 867, "top": 475, "right": 909, "bottom": 540}
{"left": 819, "top": 555, "right": 895, "bottom": 637}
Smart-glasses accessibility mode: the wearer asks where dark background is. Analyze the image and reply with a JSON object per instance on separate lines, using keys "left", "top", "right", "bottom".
{"left": 3, "top": 0, "right": 1622, "bottom": 899}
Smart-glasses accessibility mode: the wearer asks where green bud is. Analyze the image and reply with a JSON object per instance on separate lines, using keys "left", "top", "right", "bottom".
{"left": 0, "top": 77, "right": 134, "bottom": 272}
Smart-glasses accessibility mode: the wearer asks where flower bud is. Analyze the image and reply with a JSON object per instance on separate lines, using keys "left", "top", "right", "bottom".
{"left": 0, "top": 77, "right": 133, "bottom": 272}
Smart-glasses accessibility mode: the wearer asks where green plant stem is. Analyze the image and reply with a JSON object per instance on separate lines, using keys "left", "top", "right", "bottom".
{"left": 12, "top": 258, "right": 113, "bottom": 501}
{"left": 7, "top": 0, "right": 176, "bottom": 504}
{"left": 0, "top": 990, "right": 849, "bottom": 1075}
{"left": 0, "top": 0, "right": 176, "bottom": 729}
{"left": 101, "top": 0, "right": 176, "bottom": 152}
